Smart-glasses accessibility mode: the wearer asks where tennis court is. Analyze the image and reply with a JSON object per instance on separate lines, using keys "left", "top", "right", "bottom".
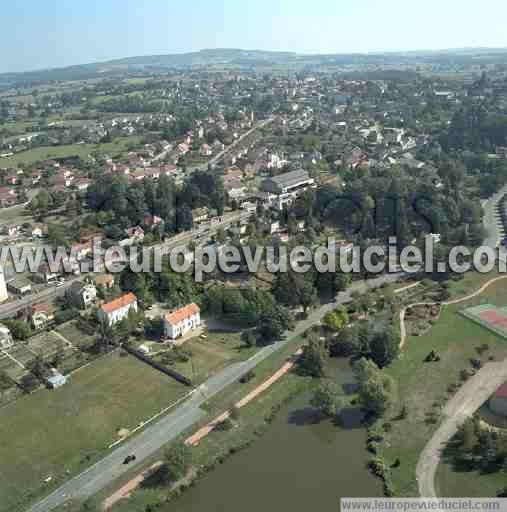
{"left": 461, "top": 304, "right": 507, "bottom": 339}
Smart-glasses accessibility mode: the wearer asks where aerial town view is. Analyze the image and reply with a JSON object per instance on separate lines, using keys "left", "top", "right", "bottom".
{"left": 3, "top": 2, "right": 507, "bottom": 512}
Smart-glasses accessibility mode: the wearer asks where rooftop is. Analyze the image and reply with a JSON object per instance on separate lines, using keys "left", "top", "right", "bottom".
{"left": 165, "top": 303, "right": 200, "bottom": 326}
{"left": 100, "top": 292, "right": 137, "bottom": 314}
{"left": 493, "top": 382, "right": 507, "bottom": 399}
{"left": 266, "top": 169, "right": 311, "bottom": 188}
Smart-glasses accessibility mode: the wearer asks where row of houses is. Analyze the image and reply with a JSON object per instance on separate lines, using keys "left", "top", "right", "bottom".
{"left": 97, "top": 291, "right": 200, "bottom": 341}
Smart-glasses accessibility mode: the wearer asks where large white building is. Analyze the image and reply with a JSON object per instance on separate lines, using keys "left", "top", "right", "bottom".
{"left": 260, "top": 169, "right": 315, "bottom": 210}
{"left": 163, "top": 303, "right": 201, "bottom": 340}
{"left": 0, "top": 269, "right": 8, "bottom": 303}
{"left": 97, "top": 292, "right": 138, "bottom": 326}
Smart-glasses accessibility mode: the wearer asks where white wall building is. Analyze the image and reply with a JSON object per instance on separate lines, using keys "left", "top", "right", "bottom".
{"left": 0, "top": 269, "right": 8, "bottom": 303}
{"left": 0, "top": 324, "right": 13, "bottom": 350}
{"left": 97, "top": 292, "right": 138, "bottom": 326}
{"left": 163, "top": 303, "right": 201, "bottom": 340}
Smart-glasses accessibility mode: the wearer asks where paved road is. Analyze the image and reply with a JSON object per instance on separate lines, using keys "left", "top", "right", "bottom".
{"left": 186, "top": 117, "right": 274, "bottom": 174}
{"left": 417, "top": 359, "right": 507, "bottom": 497}
{"left": 482, "top": 184, "right": 507, "bottom": 249}
{"left": 27, "top": 272, "right": 403, "bottom": 512}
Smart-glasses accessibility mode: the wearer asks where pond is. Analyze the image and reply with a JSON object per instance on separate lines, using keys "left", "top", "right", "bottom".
{"left": 167, "top": 359, "right": 382, "bottom": 512}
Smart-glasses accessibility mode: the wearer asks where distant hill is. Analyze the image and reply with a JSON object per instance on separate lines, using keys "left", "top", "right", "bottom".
{"left": 2, "top": 47, "right": 507, "bottom": 87}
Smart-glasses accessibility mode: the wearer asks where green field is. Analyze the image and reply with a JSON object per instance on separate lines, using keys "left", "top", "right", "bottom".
{"left": 0, "top": 351, "right": 188, "bottom": 512}
{"left": 151, "top": 330, "right": 254, "bottom": 384}
{"left": 0, "top": 135, "right": 142, "bottom": 167}
{"left": 55, "top": 320, "right": 96, "bottom": 350}
{"left": 380, "top": 274, "right": 507, "bottom": 496}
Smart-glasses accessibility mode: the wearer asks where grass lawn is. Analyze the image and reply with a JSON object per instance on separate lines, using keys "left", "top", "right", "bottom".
{"left": 436, "top": 461, "right": 507, "bottom": 497}
{"left": 67, "top": 334, "right": 309, "bottom": 512}
{"left": 0, "top": 351, "right": 188, "bottom": 512}
{"left": 380, "top": 273, "right": 507, "bottom": 497}
{"left": 0, "top": 204, "right": 33, "bottom": 226}
{"left": 55, "top": 320, "right": 96, "bottom": 350}
{"left": 152, "top": 331, "right": 255, "bottom": 384}
{"left": 1, "top": 135, "right": 143, "bottom": 167}
{"left": 101, "top": 337, "right": 311, "bottom": 512}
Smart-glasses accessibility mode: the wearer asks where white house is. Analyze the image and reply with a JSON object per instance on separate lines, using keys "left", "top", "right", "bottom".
{"left": 0, "top": 324, "right": 13, "bottom": 350}
{"left": 65, "top": 281, "right": 97, "bottom": 309}
{"left": 163, "top": 303, "right": 201, "bottom": 340}
{"left": 97, "top": 292, "right": 138, "bottom": 326}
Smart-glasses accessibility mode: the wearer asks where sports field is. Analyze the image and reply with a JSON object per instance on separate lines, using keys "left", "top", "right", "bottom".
{"left": 461, "top": 304, "right": 507, "bottom": 339}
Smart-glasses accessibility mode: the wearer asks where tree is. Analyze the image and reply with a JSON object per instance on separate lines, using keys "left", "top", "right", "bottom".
{"left": 369, "top": 327, "right": 400, "bottom": 368}
{"left": 298, "top": 337, "right": 328, "bottom": 378}
{"left": 323, "top": 305, "right": 349, "bottom": 332}
{"left": 164, "top": 442, "right": 192, "bottom": 482}
{"left": 310, "top": 381, "right": 345, "bottom": 417}
{"left": 353, "top": 358, "right": 393, "bottom": 418}
{"left": 20, "top": 373, "right": 39, "bottom": 393}
{"left": 241, "top": 330, "right": 256, "bottom": 348}
{"left": 3, "top": 319, "right": 32, "bottom": 340}
{"left": 230, "top": 405, "right": 241, "bottom": 421}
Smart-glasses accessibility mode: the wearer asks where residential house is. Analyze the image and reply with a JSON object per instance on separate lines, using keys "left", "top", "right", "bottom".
{"left": 489, "top": 382, "right": 507, "bottom": 417}
{"left": 0, "top": 187, "right": 17, "bottom": 208}
{"left": 7, "top": 277, "right": 32, "bottom": 296}
{"left": 94, "top": 274, "right": 115, "bottom": 290}
{"left": 200, "top": 144, "right": 213, "bottom": 157}
{"left": 163, "top": 303, "right": 201, "bottom": 340}
{"left": 192, "top": 207, "right": 209, "bottom": 224}
{"left": 120, "top": 226, "right": 145, "bottom": 246}
{"left": 34, "top": 263, "right": 59, "bottom": 283}
{"left": 65, "top": 281, "right": 97, "bottom": 309}
{"left": 97, "top": 292, "right": 138, "bottom": 326}
{"left": 143, "top": 214, "right": 163, "bottom": 229}
{"left": 30, "top": 303, "right": 55, "bottom": 330}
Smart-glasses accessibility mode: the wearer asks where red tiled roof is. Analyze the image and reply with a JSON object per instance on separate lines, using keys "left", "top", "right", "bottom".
{"left": 165, "top": 303, "right": 200, "bottom": 326}
{"left": 100, "top": 292, "right": 136, "bottom": 314}
{"left": 494, "top": 383, "right": 507, "bottom": 399}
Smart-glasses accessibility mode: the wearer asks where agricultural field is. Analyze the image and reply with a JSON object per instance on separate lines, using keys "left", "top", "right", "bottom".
{"left": 0, "top": 135, "right": 143, "bottom": 167}
{"left": 0, "top": 351, "right": 189, "bottom": 512}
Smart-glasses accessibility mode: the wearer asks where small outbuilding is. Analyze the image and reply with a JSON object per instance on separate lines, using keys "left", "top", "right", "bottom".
{"left": 489, "top": 382, "right": 507, "bottom": 417}
{"left": 46, "top": 369, "right": 67, "bottom": 389}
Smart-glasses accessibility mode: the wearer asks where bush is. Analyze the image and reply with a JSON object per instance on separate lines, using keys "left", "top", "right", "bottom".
{"left": 239, "top": 370, "right": 255, "bottom": 384}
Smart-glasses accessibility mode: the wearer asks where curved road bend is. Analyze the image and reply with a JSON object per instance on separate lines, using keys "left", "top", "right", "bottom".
{"left": 27, "top": 273, "right": 403, "bottom": 512}
{"left": 417, "top": 359, "right": 507, "bottom": 497}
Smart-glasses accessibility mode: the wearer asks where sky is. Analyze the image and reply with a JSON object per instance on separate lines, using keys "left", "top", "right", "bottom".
{"left": 2, "top": 0, "right": 507, "bottom": 73}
